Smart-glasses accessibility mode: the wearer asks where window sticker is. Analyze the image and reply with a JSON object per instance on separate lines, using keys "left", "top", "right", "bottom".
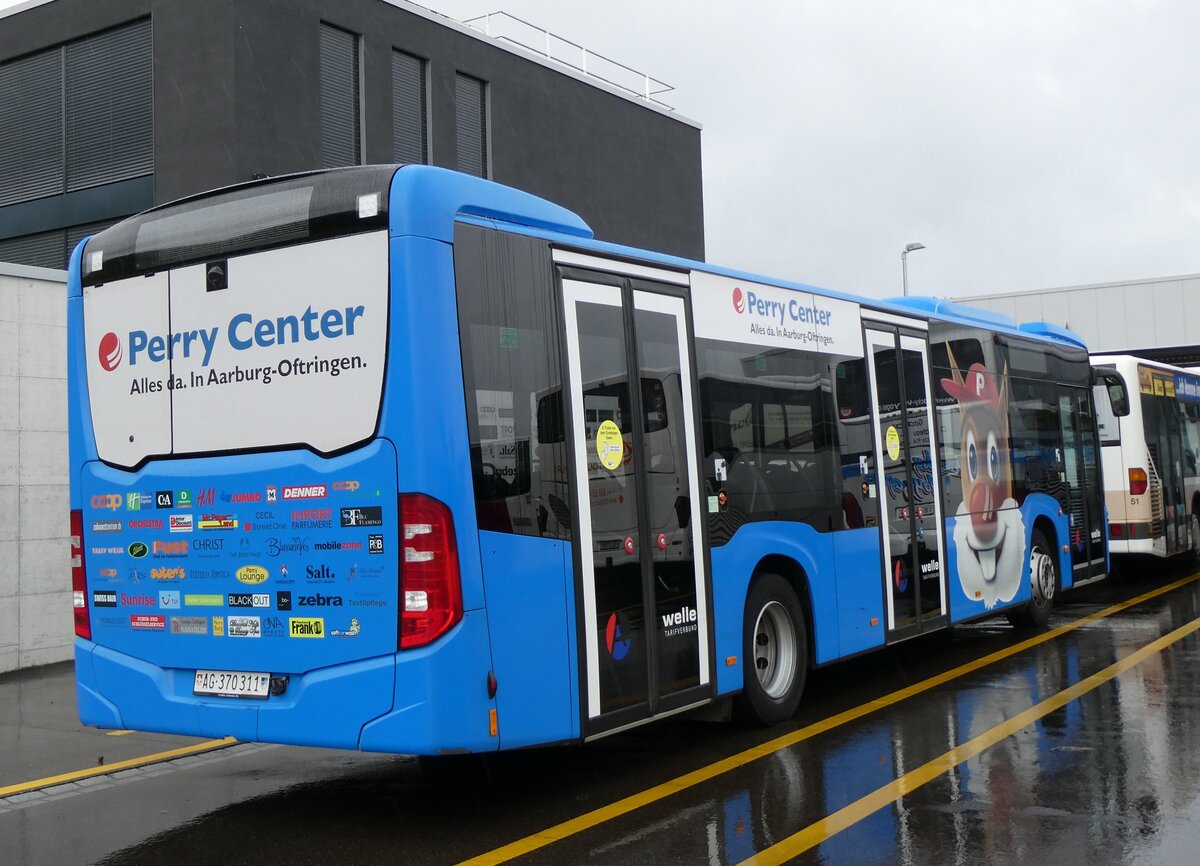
{"left": 595, "top": 420, "right": 624, "bottom": 471}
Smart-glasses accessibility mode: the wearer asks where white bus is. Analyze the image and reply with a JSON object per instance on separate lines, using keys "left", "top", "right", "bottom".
{"left": 1092, "top": 355, "right": 1200, "bottom": 560}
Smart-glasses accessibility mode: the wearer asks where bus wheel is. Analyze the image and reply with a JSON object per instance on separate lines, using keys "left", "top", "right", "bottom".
{"left": 735, "top": 573, "right": 808, "bottom": 725}
{"left": 1008, "top": 529, "right": 1057, "bottom": 629}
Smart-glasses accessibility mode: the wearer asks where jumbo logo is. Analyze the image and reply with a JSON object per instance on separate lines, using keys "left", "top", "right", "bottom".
{"left": 97, "top": 305, "right": 366, "bottom": 370}
{"left": 237, "top": 565, "right": 269, "bottom": 585}
{"left": 98, "top": 332, "right": 122, "bottom": 371}
{"left": 91, "top": 493, "right": 123, "bottom": 511}
{"left": 732, "top": 286, "right": 746, "bottom": 314}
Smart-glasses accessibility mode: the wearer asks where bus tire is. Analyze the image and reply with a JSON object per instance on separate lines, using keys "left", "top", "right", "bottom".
{"left": 1007, "top": 529, "right": 1058, "bottom": 629}
{"left": 734, "top": 573, "right": 808, "bottom": 726}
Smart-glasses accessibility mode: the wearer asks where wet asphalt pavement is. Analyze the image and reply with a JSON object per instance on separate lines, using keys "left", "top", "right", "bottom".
{"left": 5, "top": 560, "right": 1200, "bottom": 865}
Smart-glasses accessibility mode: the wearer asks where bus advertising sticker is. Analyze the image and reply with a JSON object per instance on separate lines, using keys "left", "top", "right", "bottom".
{"left": 340, "top": 506, "right": 382, "bottom": 528}
{"left": 237, "top": 565, "right": 269, "bottom": 585}
{"left": 330, "top": 617, "right": 361, "bottom": 638}
{"left": 262, "top": 616, "right": 287, "bottom": 638}
{"left": 184, "top": 594, "right": 224, "bottom": 607}
{"left": 170, "top": 616, "right": 208, "bottom": 636}
{"left": 212, "top": 616, "right": 224, "bottom": 637}
{"left": 595, "top": 420, "right": 624, "bottom": 471}
{"left": 158, "top": 590, "right": 181, "bottom": 609}
{"left": 290, "top": 617, "right": 325, "bottom": 638}
{"left": 605, "top": 611, "right": 632, "bottom": 661}
{"left": 228, "top": 616, "right": 261, "bottom": 638}
{"left": 276, "top": 591, "right": 292, "bottom": 611}
{"left": 128, "top": 541, "right": 148, "bottom": 559}
{"left": 130, "top": 614, "right": 166, "bottom": 631}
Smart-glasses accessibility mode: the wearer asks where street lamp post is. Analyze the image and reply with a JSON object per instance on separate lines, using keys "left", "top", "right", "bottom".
{"left": 901, "top": 242, "right": 925, "bottom": 297}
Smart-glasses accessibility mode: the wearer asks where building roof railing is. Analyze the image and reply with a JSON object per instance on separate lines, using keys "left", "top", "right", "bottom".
{"left": 460, "top": 11, "right": 675, "bottom": 110}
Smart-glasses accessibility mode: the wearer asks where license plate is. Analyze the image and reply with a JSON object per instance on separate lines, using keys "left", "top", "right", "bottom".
{"left": 193, "top": 669, "right": 270, "bottom": 699}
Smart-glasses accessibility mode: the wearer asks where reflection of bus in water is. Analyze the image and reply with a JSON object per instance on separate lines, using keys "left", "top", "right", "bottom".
{"left": 1092, "top": 355, "right": 1200, "bottom": 560}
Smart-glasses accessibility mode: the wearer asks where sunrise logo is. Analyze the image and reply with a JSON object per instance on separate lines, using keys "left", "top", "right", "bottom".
{"left": 98, "top": 332, "right": 123, "bottom": 371}
{"left": 731, "top": 286, "right": 746, "bottom": 314}
{"left": 605, "top": 611, "right": 631, "bottom": 660}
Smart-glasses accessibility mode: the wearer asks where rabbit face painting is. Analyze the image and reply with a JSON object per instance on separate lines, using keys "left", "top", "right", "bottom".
{"left": 941, "top": 360, "right": 1026, "bottom": 609}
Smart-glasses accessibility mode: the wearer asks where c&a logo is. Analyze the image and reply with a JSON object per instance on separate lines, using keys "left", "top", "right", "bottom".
{"left": 731, "top": 286, "right": 746, "bottom": 314}
{"left": 98, "top": 332, "right": 123, "bottom": 371}
{"left": 604, "top": 611, "right": 632, "bottom": 661}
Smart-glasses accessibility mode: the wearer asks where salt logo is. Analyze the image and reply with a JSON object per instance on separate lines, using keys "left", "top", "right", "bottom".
{"left": 98, "top": 332, "right": 123, "bottom": 371}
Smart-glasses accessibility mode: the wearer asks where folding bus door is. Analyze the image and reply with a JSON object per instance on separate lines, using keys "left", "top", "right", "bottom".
{"left": 557, "top": 261, "right": 713, "bottom": 740}
{"left": 862, "top": 321, "right": 949, "bottom": 642}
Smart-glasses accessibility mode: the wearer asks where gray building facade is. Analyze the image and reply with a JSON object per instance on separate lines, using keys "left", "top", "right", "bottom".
{"left": 0, "top": 0, "right": 705, "bottom": 269}
{"left": 958, "top": 273, "right": 1200, "bottom": 366}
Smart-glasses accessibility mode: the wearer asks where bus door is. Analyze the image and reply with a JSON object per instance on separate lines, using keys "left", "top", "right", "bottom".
{"left": 1059, "top": 390, "right": 1108, "bottom": 579}
{"left": 558, "top": 268, "right": 713, "bottom": 738}
{"left": 863, "top": 322, "right": 949, "bottom": 640}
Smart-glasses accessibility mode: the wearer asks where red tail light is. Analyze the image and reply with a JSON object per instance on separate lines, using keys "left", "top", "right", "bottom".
{"left": 71, "top": 509, "right": 91, "bottom": 640}
{"left": 1129, "top": 468, "right": 1148, "bottom": 496}
{"left": 399, "top": 494, "right": 462, "bottom": 649}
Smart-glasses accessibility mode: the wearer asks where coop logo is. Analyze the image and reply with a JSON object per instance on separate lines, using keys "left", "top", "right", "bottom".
{"left": 604, "top": 611, "right": 632, "bottom": 661}
{"left": 96, "top": 304, "right": 366, "bottom": 370}
{"left": 732, "top": 286, "right": 746, "bottom": 314}
{"left": 98, "top": 332, "right": 123, "bottom": 371}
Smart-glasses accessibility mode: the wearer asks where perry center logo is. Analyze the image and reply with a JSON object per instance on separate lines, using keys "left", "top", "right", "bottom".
{"left": 94, "top": 305, "right": 366, "bottom": 372}
{"left": 732, "top": 286, "right": 746, "bottom": 314}
{"left": 99, "top": 332, "right": 123, "bottom": 371}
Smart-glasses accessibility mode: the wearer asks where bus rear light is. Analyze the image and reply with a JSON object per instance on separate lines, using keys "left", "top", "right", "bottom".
{"left": 398, "top": 494, "right": 462, "bottom": 649}
{"left": 70, "top": 509, "right": 91, "bottom": 640}
{"left": 1129, "top": 468, "right": 1148, "bottom": 496}
{"left": 1111, "top": 523, "right": 1124, "bottom": 537}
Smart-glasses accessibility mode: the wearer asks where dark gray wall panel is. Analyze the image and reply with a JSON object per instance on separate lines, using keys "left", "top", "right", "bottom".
{"left": 1, "top": 0, "right": 705, "bottom": 261}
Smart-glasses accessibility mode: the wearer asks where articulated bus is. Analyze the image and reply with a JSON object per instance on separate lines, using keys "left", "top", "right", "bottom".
{"left": 69, "top": 166, "right": 1108, "bottom": 753}
{"left": 1092, "top": 355, "right": 1200, "bottom": 560}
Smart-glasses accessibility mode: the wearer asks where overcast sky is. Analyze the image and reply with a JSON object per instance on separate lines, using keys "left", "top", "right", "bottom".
{"left": 6, "top": 0, "right": 1197, "bottom": 300}
{"left": 417, "top": 0, "right": 1200, "bottom": 301}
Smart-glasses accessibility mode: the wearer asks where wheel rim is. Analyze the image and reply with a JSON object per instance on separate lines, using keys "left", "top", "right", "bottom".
{"left": 1030, "top": 545, "right": 1055, "bottom": 608}
{"left": 753, "top": 601, "right": 797, "bottom": 699}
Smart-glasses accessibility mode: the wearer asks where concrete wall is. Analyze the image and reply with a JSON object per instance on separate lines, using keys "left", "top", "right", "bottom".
{"left": 959, "top": 273, "right": 1200, "bottom": 365}
{"left": 0, "top": 262, "right": 69, "bottom": 674}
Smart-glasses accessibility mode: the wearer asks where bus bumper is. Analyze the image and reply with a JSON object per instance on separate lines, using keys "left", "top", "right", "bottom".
{"left": 75, "top": 609, "right": 497, "bottom": 754}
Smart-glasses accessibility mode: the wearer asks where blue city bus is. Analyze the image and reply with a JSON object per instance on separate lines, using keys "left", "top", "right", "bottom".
{"left": 69, "top": 165, "right": 1107, "bottom": 753}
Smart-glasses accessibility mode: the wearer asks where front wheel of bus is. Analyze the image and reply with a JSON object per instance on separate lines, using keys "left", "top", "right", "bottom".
{"left": 1008, "top": 529, "right": 1057, "bottom": 629}
{"left": 735, "top": 573, "right": 808, "bottom": 726}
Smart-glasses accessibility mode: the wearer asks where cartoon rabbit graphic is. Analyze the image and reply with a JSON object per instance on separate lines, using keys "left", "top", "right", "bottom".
{"left": 941, "top": 353, "right": 1027, "bottom": 609}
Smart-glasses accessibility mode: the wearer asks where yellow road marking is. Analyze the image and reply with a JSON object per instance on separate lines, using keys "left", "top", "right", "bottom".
{"left": 461, "top": 571, "right": 1200, "bottom": 865}
{"left": 0, "top": 737, "right": 237, "bottom": 799}
{"left": 105, "top": 729, "right": 136, "bottom": 737}
{"left": 739, "top": 612, "right": 1200, "bottom": 865}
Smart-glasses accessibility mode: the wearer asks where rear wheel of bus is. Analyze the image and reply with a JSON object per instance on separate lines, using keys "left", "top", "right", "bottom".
{"left": 1008, "top": 528, "right": 1058, "bottom": 629}
{"left": 735, "top": 572, "right": 808, "bottom": 725}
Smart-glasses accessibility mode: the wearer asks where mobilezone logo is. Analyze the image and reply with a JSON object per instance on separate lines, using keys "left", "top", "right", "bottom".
{"left": 96, "top": 305, "right": 367, "bottom": 371}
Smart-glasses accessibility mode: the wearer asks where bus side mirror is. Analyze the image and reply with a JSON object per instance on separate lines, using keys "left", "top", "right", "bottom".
{"left": 1097, "top": 372, "right": 1130, "bottom": 416}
